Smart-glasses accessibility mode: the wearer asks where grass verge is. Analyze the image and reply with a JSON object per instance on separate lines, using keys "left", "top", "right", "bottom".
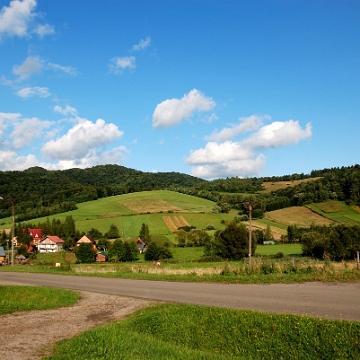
{"left": 0, "top": 286, "right": 80, "bottom": 315}
{"left": 45, "top": 303, "right": 360, "bottom": 360}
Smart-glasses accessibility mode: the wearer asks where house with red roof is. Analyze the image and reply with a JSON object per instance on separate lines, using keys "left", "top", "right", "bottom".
{"left": 38, "top": 235, "right": 64, "bottom": 253}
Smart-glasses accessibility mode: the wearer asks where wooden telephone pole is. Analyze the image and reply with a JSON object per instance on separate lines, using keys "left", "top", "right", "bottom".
{"left": 243, "top": 200, "right": 257, "bottom": 266}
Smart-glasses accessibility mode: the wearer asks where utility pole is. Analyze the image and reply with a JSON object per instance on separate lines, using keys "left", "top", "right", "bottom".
{"left": 243, "top": 200, "right": 256, "bottom": 266}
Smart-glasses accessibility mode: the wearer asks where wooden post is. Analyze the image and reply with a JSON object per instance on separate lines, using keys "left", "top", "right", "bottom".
{"left": 357, "top": 251, "right": 359, "bottom": 270}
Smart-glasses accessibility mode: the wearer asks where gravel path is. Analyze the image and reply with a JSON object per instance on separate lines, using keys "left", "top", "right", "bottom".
{"left": 0, "top": 291, "right": 151, "bottom": 360}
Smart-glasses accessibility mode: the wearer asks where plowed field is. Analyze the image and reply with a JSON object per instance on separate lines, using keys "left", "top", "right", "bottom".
{"left": 163, "top": 216, "right": 190, "bottom": 232}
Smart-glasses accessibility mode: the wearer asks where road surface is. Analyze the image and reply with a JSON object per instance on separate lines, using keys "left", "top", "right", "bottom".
{"left": 1, "top": 272, "right": 359, "bottom": 321}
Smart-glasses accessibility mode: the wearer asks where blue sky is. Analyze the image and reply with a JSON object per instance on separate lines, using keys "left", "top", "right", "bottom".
{"left": 0, "top": 0, "right": 359, "bottom": 179}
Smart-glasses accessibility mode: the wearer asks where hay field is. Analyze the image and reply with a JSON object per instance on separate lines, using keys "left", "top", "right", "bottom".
{"left": 265, "top": 206, "right": 333, "bottom": 227}
{"left": 260, "top": 177, "right": 322, "bottom": 193}
{"left": 163, "top": 216, "right": 190, "bottom": 232}
{"left": 121, "top": 198, "right": 183, "bottom": 213}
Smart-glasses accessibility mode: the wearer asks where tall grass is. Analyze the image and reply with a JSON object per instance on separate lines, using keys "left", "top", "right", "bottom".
{"left": 45, "top": 303, "right": 360, "bottom": 360}
{"left": 0, "top": 286, "right": 80, "bottom": 315}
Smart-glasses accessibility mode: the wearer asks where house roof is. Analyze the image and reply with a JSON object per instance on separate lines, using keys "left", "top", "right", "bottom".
{"left": 97, "top": 251, "right": 108, "bottom": 256}
{"left": 77, "top": 234, "right": 96, "bottom": 244}
{"left": 0, "top": 246, "right": 5, "bottom": 257}
{"left": 41, "top": 235, "right": 64, "bottom": 244}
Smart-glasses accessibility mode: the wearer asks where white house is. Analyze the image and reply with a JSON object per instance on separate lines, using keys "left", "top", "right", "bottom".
{"left": 38, "top": 235, "right": 64, "bottom": 253}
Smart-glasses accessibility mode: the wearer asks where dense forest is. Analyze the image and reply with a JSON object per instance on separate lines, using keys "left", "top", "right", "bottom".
{"left": 0, "top": 164, "right": 360, "bottom": 222}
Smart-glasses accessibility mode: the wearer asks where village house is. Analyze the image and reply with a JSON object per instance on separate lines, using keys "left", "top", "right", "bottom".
{"left": 136, "top": 238, "right": 146, "bottom": 253}
{"left": 38, "top": 235, "right": 64, "bottom": 253}
{"left": 0, "top": 246, "right": 6, "bottom": 265}
{"left": 76, "top": 234, "right": 97, "bottom": 250}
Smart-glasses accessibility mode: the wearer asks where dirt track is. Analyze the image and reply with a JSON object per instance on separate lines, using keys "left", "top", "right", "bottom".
{"left": 0, "top": 290, "right": 150, "bottom": 360}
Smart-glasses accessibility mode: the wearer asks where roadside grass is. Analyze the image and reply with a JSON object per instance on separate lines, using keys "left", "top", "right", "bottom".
{"left": 255, "top": 243, "right": 302, "bottom": 256}
{"left": 307, "top": 201, "right": 360, "bottom": 225}
{"left": 45, "top": 303, "right": 360, "bottom": 360}
{"left": 0, "top": 286, "right": 80, "bottom": 315}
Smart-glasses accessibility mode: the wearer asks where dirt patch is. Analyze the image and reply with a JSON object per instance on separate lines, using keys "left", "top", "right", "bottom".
{"left": 99, "top": 213, "right": 118, "bottom": 218}
{"left": 0, "top": 290, "right": 150, "bottom": 360}
{"left": 121, "top": 198, "right": 183, "bottom": 213}
{"left": 163, "top": 216, "right": 190, "bottom": 232}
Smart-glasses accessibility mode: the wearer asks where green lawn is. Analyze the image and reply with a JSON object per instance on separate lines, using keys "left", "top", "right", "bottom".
{"left": 45, "top": 303, "right": 360, "bottom": 360}
{"left": 255, "top": 243, "right": 302, "bottom": 256}
{"left": 0, "top": 286, "right": 80, "bottom": 315}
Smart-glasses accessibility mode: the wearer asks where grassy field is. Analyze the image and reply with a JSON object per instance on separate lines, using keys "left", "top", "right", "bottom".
{"left": 307, "top": 201, "right": 360, "bottom": 225}
{"left": 45, "top": 303, "right": 360, "bottom": 360}
{"left": 0, "top": 286, "right": 80, "bottom": 315}
{"left": 259, "top": 177, "right": 322, "bottom": 193}
{"left": 0, "top": 191, "right": 238, "bottom": 239}
{"left": 255, "top": 243, "right": 302, "bottom": 256}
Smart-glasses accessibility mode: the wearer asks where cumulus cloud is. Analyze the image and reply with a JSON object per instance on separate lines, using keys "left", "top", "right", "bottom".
{"left": 186, "top": 115, "right": 312, "bottom": 179}
{"left": 205, "top": 114, "right": 269, "bottom": 142}
{"left": 152, "top": 89, "right": 216, "bottom": 128}
{"left": 17, "top": 86, "right": 50, "bottom": 98}
{"left": 109, "top": 56, "right": 136, "bottom": 74}
{"left": 0, "top": 151, "right": 40, "bottom": 170}
{"left": 0, "top": 0, "right": 54, "bottom": 40}
{"left": 132, "top": 36, "right": 151, "bottom": 51}
{"left": 42, "top": 118, "right": 124, "bottom": 161}
{"left": 243, "top": 120, "right": 312, "bottom": 149}
{"left": 12, "top": 55, "right": 43, "bottom": 81}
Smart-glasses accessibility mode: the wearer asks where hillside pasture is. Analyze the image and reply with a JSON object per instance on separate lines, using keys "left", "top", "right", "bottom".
{"left": 121, "top": 198, "right": 183, "bottom": 213}
{"left": 260, "top": 177, "right": 322, "bottom": 193}
{"left": 307, "top": 201, "right": 360, "bottom": 225}
{"left": 265, "top": 206, "right": 333, "bottom": 227}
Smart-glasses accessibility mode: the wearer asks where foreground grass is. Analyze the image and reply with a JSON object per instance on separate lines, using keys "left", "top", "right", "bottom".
{"left": 45, "top": 303, "right": 360, "bottom": 360}
{"left": 0, "top": 286, "right": 80, "bottom": 315}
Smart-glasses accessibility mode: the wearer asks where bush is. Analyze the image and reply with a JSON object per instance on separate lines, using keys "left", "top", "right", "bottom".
{"left": 75, "top": 243, "right": 96, "bottom": 263}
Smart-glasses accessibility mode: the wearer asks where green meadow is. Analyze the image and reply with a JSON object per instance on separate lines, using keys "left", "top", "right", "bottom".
{"left": 45, "top": 303, "right": 360, "bottom": 360}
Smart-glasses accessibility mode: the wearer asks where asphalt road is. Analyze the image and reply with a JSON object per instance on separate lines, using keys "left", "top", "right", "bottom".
{"left": 1, "top": 272, "right": 359, "bottom": 321}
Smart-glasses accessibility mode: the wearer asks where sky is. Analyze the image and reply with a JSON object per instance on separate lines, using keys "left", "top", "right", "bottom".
{"left": 0, "top": 0, "right": 359, "bottom": 179}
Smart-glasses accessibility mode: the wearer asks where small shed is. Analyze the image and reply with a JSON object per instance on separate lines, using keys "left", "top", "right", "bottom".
{"left": 95, "top": 251, "right": 108, "bottom": 262}
{"left": 136, "top": 238, "right": 146, "bottom": 253}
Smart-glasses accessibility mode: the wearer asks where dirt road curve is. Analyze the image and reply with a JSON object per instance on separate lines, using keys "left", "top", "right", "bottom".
{"left": 1, "top": 272, "right": 360, "bottom": 322}
{"left": 0, "top": 289, "right": 150, "bottom": 360}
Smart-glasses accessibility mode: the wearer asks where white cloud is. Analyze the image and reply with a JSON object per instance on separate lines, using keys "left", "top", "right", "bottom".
{"left": 205, "top": 114, "right": 269, "bottom": 142}
{"left": 17, "top": 86, "right": 50, "bottom": 98}
{"left": 10, "top": 116, "right": 52, "bottom": 149}
{"left": 186, "top": 116, "right": 312, "bottom": 179}
{"left": 132, "top": 36, "right": 151, "bottom": 51}
{"left": 152, "top": 89, "right": 216, "bottom": 128}
{"left": 54, "top": 105, "right": 78, "bottom": 116}
{"left": 33, "top": 23, "right": 55, "bottom": 37}
{"left": 109, "top": 56, "right": 136, "bottom": 74}
{"left": 0, "top": 0, "right": 54, "bottom": 40}
{"left": 0, "top": 151, "right": 40, "bottom": 170}
{"left": 42, "top": 118, "right": 124, "bottom": 161}
{"left": 0, "top": 0, "right": 36, "bottom": 38}
{"left": 47, "top": 62, "right": 77, "bottom": 76}
{"left": 12, "top": 55, "right": 43, "bottom": 81}
{"left": 243, "top": 120, "right": 312, "bottom": 149}
{"left": 190, "top": 155, "right": 266, "bottom": 179}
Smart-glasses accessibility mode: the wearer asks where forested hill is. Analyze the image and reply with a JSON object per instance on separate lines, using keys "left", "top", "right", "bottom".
{"left": 1, "top": 163, "right": 360, "bottom": 223}
{"left": 0, "top": 165, "right": 204, "bottom": 221}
